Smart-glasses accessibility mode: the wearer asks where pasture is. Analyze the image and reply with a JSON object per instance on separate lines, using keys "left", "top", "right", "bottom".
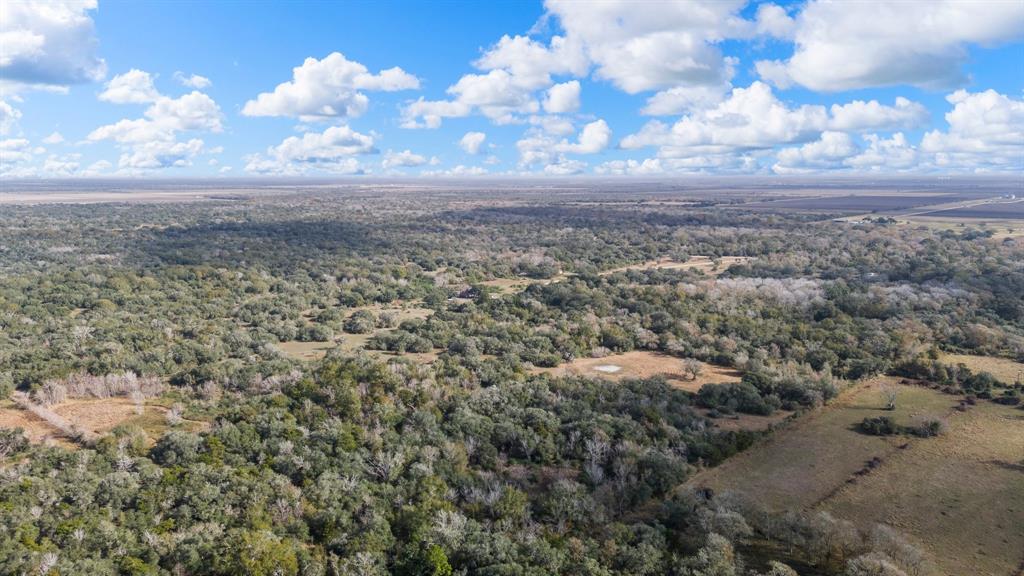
{"left": 689, "top": 378, "right": 1024, "bottom": 575}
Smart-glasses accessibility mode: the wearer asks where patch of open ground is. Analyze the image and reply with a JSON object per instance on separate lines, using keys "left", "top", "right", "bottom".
{"left": 824, "top": 400, "right": 1024, "bottom": 576}
{"left": 688, "top": 378, "right": 1023, "bottom": 576}
{"left": 277, "top": 340, "right": 336, "bottom": 360}
{"left": 532, "top": 350, "right": 742, "bottom": 392}
{"left": 939, "top": 353, "right": 1024, "bottom": 384}
{"left": 479, "top": 275, "right": 570, "bottom": 296}
{"left": 1, "top": 397, "right": 204, "bottom": 447}
{"left": 279, "top": 303, "right": 435, "bottom": 361}
{"left": 599, "top": 255, "right": 753, "bottom": 276}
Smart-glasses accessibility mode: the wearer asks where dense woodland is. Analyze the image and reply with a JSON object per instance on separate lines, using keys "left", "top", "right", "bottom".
{"left": 1, "top": 187, "right": 1021, "bottom": 575}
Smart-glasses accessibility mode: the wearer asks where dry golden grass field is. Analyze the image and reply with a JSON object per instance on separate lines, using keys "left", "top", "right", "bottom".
{"left": 688, "top": 377, "right": 1024, "bottom": 576}
{"left": 939, "top": 353, "right": 1024, "bottom": 384}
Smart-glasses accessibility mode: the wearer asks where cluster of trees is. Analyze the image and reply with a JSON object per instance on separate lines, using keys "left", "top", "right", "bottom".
{"left": 1, "top": 355, "right": 926, "bottom": 575}
{"left": 858, "top": 415, "right": 946, "bottom": 438}
{"left": 893, "top": 357, "right": 1019, "bottom": 400}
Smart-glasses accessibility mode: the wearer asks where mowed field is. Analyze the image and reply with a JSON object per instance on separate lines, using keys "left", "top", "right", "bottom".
{"left": 689, "top": 378, "right": 1024, "bottom": 576}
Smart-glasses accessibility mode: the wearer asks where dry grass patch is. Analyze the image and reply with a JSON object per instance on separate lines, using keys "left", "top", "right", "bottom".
{"left": 1, "top": 397, "right": 202, "bottom": 447}
{"left": 1, "top": 402, "right": 75, "bottom": 448}
{"left": 688, "top": 378, "right": 1022, "bottom": 576}
{"left": 823, "top": 400, "right": 1024, "bottom": 576}
{"left": 533, "top": 350, "right": 741, "bottom": 392}
{"left": 938, "top": 353, "right": 1024, "bottom": 384}
{"left": 478, "top": 256, "right": 752, "bottom": 296}
{"left": 689, "top": 378, "right": 955, "bottom": 510}
{"left": 347, "top": 303, "right": 434, "bottom": 322}
{"left": 277, "top": 340, "right": 335, "bottom": 361}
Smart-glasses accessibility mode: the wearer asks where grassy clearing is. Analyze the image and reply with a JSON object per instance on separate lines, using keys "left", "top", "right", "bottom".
{"left": 0, "top": 397, "right": 204, "bottom": 448}
{"left": 479, "top": 275, "right": 568, "bottom": 296}
{"left": 279, "top": 303, "right": 435, "bottom": 361}
{"left": 532, "top": 350, "right": 741, "bottom": 391}
{"left": 939, "top": 353, "right": 1024, "bottom": 384}
{"left": 688, "top": 378, "right": 1023, "bottom": 576}
{"left": 277, "top": 340, "right": 335, "bottom": 360}
{"left": 533, "top": 351, "right": 788, "bottom": 431}
{"left": 687, "top": 378, "right": 942, "bottom": 509}
{"left": 823, "top": 400, "right": 1024, "bottom": 576}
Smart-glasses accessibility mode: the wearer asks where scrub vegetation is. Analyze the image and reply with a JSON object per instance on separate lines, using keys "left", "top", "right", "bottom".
{"left": 1, "top": 184, "right": 1021, "bottom": 575}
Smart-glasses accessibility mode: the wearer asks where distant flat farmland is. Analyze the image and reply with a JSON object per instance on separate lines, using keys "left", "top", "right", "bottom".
{"left": 741, "top": 194, "right": 966, "bottom": 213}
{"left": 925, "top": 199, "right": 1024, "bottom": 219}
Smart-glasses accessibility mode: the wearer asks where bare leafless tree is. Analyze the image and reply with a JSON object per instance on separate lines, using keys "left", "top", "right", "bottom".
{"left": 880, "top": 383, "right": 898, "bottom": 411}
{"left": 682, "top": 358, "right": 704, "bottom": 381}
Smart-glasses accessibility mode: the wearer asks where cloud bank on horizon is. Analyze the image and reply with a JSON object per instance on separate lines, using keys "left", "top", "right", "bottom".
{"left": 1, "top": 0, "right": 1022, "bottom": 177}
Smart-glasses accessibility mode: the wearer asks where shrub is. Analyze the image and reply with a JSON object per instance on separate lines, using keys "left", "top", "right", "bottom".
{"left": 859, "top": 416, "right": 899, "bottom": 436}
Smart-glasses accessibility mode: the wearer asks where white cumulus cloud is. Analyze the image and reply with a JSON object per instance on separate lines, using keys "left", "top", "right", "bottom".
{"left": 921, "top": 89, "right": 1024, "bottom": 172}
{"left": 243, "top": 52, "right": 418, "bottom": 120}
{"left": 382, "top": 149, "right": 428, "bottom": 169}
{"left": 244, "top": 124, "right": 376, "bottom": 175}
{"left": 622, "top": 82, "right": 828, "bottom": 157}
{"left": 89, "top": 72, "right": 223, "bottom": 171}
{"left": 0, "top": 0, "right": 106, "bottom": 90}
{"left": 99, "top": 69, "right": 160, "bottom": 104}
{"left": 755, "top": 0, "right": 1024, "bottom": 91}
{"left": 459, "top": 131, "right": 487, "bottom": 154}
{"left": 543, "top": 80, "right": 580, "bottom": 114}
{"left": 828, "top": 97, "right": 929, "bottom": 132}
{"left": 773, "top": 131, "right": 860, "bottom": 173}
{"left": 173, "top": 72, "right": 212, "bottom": 89}
{"left": 517, "top": 118, "right": 611, "bottom": 172}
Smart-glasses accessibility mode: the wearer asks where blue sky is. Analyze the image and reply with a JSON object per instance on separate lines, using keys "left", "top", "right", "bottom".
{"left": 1, "top": 0, "right": 1022, "bottom": 177}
